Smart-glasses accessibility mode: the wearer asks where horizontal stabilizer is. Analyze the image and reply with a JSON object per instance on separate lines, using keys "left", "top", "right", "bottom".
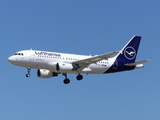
{"left": 125, "top": 60, "right": 150, "bottom": 66}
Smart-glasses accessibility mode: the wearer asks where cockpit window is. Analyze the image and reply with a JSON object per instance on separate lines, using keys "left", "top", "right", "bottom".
{"left": 15, "top": 53, "right": 24, "bottom": 56}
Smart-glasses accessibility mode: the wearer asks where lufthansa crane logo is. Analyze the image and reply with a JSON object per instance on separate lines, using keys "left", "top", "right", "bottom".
{"left": 124, "top": 46, "right": 136, "bottom": 60}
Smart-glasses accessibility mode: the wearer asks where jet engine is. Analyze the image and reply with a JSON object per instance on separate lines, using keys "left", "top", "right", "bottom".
{"left": 56, "top": 63, "right": 74, "bottom": 73}
{"left": 37, "top": 69, "right": 58, "bottom": 78}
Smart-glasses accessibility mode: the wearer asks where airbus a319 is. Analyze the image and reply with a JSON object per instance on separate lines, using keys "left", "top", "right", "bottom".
{"left": 8, "top": 36, "right": 150, "bottom": 84}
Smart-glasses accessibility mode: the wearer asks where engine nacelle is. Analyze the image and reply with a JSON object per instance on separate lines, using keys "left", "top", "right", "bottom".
{"left": 37, "top": 69, "right": 58, "bottom": 78}
{"left": 47, "top": 62, "right": 74, "bottom": 73}
{"left": 57, "top": 63, "right": 73, "bottom": 73}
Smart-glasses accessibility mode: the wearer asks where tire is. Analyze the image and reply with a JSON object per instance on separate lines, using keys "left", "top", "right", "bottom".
{"left": 26, "top": 74, "right": 30, "bottom": 77}
{"left": 76, "top": 75, "right": 83, "bottom": 80}
{"left": 63, "top": 78, "right": 70, "bottom": 84}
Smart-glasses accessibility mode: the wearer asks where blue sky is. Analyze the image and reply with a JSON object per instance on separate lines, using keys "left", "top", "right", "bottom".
{"left": 0, "top": 0, "right": 159, "bottom": 120}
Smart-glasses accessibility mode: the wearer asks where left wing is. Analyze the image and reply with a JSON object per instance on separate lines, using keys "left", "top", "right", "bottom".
{"left": 71, "top": 51, "right": 119, "bottom": 70}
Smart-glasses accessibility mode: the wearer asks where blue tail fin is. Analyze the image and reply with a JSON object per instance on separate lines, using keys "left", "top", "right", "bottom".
{"left": 116, "top": 36, "right": 141, "bottom": 64}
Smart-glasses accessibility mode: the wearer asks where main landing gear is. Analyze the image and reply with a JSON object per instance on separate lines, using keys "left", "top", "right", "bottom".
{"left": 62, "top": 73, "right": 83, "bottom": 84}
{"left": 76, "top": 74, "right": 83, "bottom": 80}
{"left": 26, "top": 67, "right": 31, "bottom": 77}
{"left": 62, "top": 73, "right": 70, "bottom": 84}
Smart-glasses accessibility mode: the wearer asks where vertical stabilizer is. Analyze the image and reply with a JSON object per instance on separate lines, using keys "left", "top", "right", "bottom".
{"left": 115, "top": 36, "right": 141, "bottom": 64}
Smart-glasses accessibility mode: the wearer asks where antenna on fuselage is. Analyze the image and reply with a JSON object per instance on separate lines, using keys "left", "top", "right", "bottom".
{"left": 30, "top": 48, "right": 32, "bottom": 51}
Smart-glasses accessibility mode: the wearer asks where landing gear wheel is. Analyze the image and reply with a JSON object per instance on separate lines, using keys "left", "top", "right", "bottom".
{"left": 26, "top": 74, "right": 30, "bottom": 77}
{"left": 26, "top": 67, "right": 31, "bottom": 77}
{"left": 63, "top": 78, "right": 70, "bottom": 84}
{"left": 76, "top": 74, "right": 83, "bottom": 80}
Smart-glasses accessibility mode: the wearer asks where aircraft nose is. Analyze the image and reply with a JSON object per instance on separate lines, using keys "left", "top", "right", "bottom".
{"left": 8, "top": 56, "right": 15, "bottom": 63}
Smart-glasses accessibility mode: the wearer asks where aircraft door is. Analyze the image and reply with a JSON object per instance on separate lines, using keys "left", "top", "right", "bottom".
{"left": 29, "top": 51, "right": 34, "bottom": 61}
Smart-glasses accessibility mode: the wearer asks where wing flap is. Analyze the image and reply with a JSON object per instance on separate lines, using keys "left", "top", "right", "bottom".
{"left": 125, "top": 60, "right": 150, "bottom": 66}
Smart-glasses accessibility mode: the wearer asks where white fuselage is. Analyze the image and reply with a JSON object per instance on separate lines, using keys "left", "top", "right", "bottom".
{"left": 8, "top": 36, "right": 149, "bottom": 84}
{"left": 8, "top": 50, "right": 116, "bottom": 74}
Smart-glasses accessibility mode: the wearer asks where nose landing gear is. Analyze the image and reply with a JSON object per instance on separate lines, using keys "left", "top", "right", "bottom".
{"left": 26, "top": 67, "right": 31, "bottom": 77}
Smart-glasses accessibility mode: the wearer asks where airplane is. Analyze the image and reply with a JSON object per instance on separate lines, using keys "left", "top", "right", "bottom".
{"left": 8, "top": 36, "right": 150, "bottom": 84}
